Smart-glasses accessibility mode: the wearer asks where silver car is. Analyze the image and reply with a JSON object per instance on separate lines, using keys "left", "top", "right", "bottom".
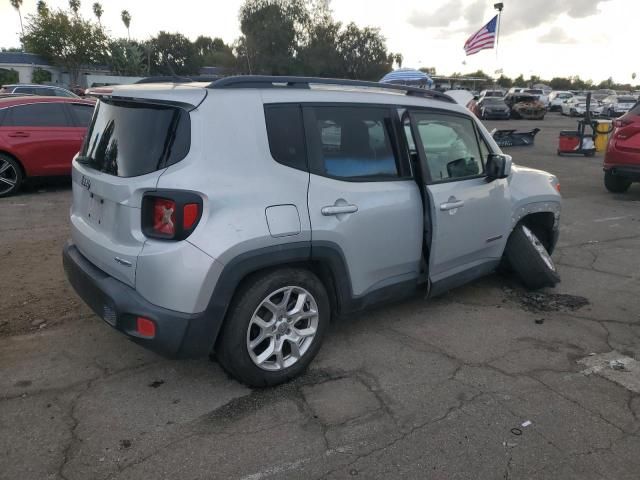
{"left": 600, "top": 95, "right": 637, "bottom": 118}
{"left": 63, "top": 76, "right": 562, "bottom": 386}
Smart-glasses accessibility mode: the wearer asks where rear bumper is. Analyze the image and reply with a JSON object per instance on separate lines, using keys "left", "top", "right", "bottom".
{"left": 604, "top": 165, "right": 640, "bottom": 181}
{"left": 62, "top": 242, "right": 219, "bottom": 358}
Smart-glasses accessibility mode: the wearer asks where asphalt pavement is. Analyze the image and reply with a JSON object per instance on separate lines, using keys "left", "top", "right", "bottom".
{"left": 1, "top": 112, "right": 639, "bottom": 480}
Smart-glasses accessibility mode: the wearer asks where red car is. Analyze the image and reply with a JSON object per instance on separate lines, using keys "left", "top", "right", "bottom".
{"left": 604, "top": 101, "right": 640, "bottom": 193}
{"left": 0, "top": 96, "right": 95, "bottom": 197}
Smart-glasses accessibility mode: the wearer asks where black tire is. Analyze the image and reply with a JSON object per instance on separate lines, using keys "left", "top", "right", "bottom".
{"left": 505, "top": 224, "right": 560, "bottom": 290}
{"left": 0, "top": 154, "right": 23, "bottom": 198}
{"left": 215, "top": 268, "right": 330, "bottom": 387}
{"left": 604, "top": 170, "right": 631, "bottom": 193}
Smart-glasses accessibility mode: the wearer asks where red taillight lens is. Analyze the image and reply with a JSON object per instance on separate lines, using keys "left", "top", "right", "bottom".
{"left": 152, "top": 199, "right": 176, "bottom": 235}
{"left": 183, "top": 203, "right": 199, "bottom": 230}
{"left": 136, "top": 317, "right": 156, "bottom": 338}
{"left": 614, "top": 118, "right": 632, "bottom": 128}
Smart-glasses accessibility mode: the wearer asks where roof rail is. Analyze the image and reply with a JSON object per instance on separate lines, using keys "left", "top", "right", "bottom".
{"left": 208, "top": 75, "right": 455, "bottom": 103}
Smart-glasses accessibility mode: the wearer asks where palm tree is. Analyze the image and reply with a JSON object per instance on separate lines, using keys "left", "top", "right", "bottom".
{"left": 92, "top": 2, "right": 103, "bottom": 24}
{"left": 36, "top": 1, "right": 49, "bottom": 16}
{"left": 10, "top": 0, "right": 24, "bottom": 49}
{"left": 121, "top": 10, "right": 131, "bottom": 40}
{"left": 69, "top": 0, "right": 80, "bottom": 15}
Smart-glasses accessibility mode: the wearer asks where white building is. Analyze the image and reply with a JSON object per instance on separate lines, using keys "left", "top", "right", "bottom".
{"left": 0, "top": 52, "right": 62, "bottom": 84}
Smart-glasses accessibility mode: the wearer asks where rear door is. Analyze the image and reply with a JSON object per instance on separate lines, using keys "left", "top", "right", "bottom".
{"left": 305, "top": 104, "right": 423, "bottom": 299}
{"left": 1, "top": 101, "right": 80, "bottom": 176}
{"left": 70, "top": 98, "right": 192, "bottom": 286}
{"left": 404, "top": 109, "right": 511, "bottom": 293}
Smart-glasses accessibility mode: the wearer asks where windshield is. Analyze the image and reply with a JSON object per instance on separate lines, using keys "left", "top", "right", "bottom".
{"left": 78, "top": 100, "right": 190, "bottom": 177}
{"left": 525, "top": 89, "right": 543, "bottom": 95}
{"left": 618, "top": 96, "right": 635, "bottom": 103}
{"left": 482, "top": 98, "right": 504, "bottom": 104}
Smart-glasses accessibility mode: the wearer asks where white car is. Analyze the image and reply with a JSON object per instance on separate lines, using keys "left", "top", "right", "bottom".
{"left": 600, "top": 95, "right": 637, "bottom": 117}
{"left": 548, "top": 91, "right": 574, "bottom": 112}
{"left": 524, "top": 89, "right": 549, "bottom": 109}
{"left": 561, "top": 96, "right": 602, "bottom": 117}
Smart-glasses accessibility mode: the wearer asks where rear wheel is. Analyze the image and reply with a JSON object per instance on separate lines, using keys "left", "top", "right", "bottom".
{"left": 604, "top": 170, "right": 632, "bottom": 193}
{"left": 505, "top": 224, "right": 560, "bottom": 290}
{"left": 0, "top": 154, "right": 22, "bottom": 198}
{"left": 215, "top": 268, "right": 330, "bottom": 387}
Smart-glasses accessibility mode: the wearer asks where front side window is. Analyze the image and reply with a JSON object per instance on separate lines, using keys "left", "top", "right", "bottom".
{"left": 305, "top": 106, "right": 399, "bottom": 180}
{"left": 411, "top": 112, "right": 484, "bottom": 182}
{"left": 9, "top": 103, "right": 69, "bottom": 127}
{"left": 69, "top": 103, "right": 94, "bottom": 126}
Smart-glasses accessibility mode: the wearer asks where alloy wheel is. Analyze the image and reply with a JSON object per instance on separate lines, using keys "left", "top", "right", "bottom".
{"left": 0, "top": 159, "right": 18, "bottom": 195}
{"left": 246, "top": 286, "right": 319, "bottom": 371}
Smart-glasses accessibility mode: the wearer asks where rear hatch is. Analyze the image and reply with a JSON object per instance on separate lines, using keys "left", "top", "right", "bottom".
{"left": 70, "top": 86, "right": 203, "bottom": 286}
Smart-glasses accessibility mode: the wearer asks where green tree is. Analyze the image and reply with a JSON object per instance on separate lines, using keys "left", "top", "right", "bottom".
{"left": 108, "top": 38, "right": 145, "bottom": 76}
{"left": 31, "top": 67, "right": 52, "bottom": 83}
{"left": 496, "top": 74, "right": 513, "bottom": 88}
{"left": 36, "top": 1, "right": 49, "bottom": 17}
{"left": 238, "top": 0, "right": 307, "bottom": 75}
{"left": 10, "top": 0, "right": 24, "bottom": 48}
{"left": 297, "top": 16, "right": 342, "bottom": 77}
{"left": 193, "top": 36, "right": 236, "bottom": 68}
{"left": 336, "top": 23, "right": 392, "bottom": 80}
{"left": 68, "top": 0, "right": 80, "bottom": 15}
{"left": 148, "top": 31, "right": 198, "bottom": 75}
{"left": 22, "top": 7, "right": 109, "bottom": 84}
{"left": 513, "top": 74, "right": 525, "bottom": 86}
{"left": 92, "top": 2, "right": 103, "bottom": 24}
{"left": 121, "top": 10, "right": 131, "bottom": 40}
{"left": 549, "top": 77, "right": 572, "bottom": 90}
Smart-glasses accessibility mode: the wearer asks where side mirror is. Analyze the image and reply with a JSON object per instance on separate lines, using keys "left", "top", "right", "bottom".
{"left": 486, "top": 153, "right": 512, "bottom": 180}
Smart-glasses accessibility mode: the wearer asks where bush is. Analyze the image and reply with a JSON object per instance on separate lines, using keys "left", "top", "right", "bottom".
{"left": 0, "top": 68, "right": 19, "bottom": 85}
{"left": 32, "top": 67, "right": 52, "bottom": 84}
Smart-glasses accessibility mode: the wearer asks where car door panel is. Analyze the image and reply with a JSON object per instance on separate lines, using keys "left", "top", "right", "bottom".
{"left": 3, "top": 102, "right": 81, "bottom": 176}
{"left": 405, "top": 109, "right": 511, "bottom": 289}
{"left": 304, "top": 105, "right": 423, "bottom": 298}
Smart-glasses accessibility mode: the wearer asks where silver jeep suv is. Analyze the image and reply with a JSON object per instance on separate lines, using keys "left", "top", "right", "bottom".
{"left": 63, "top": 76, "right": 561, "bottom": 386}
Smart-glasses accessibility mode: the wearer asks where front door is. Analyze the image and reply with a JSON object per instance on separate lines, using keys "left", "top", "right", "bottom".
{"left": 305, "top": 105, "right": 423, "bottom": 299}
{"left": 405, "top": 110, "right": 511, "bottom": 294}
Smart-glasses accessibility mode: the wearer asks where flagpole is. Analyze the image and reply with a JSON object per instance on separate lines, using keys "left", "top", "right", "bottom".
{"left": 493, "top": 3, "right": 504, "bottom": 89}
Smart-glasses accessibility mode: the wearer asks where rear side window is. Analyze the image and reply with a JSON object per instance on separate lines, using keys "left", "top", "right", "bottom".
{"left": 264, "top": 105, "right": 307, "bottom": 171}
{"left": 78, "top": 100, "right": 190, "bottom": 177}
{"left": 630, "top": 101, "right": 640, "bottom": 116}
{"left": 9, "top": 103, "right": 70, "bottom": 127}
{"left": 304, "top": 106, "right": 400, "bottom": 180}
{"left": 69, "top": 103, "right": 94, "bottom": 126}
{"left": 14, "top": 87, "right": 37, "bottom": 95}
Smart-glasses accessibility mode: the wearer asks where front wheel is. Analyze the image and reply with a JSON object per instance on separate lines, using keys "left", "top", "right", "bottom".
{"left": 505, "top": 224, "right": 560, "bottom": 290}
{"left": 215, "top": 268, "right": 330, "bottom": 387}
{"left": 0, "top": 154, "right": 23, "bottom": 198}
{"left": 604, "top": 170, "right": 632, "bottom": 193}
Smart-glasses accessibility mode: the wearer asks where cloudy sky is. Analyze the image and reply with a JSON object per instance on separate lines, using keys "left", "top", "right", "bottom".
{"left": 0, "top": 0, "right": 636, "bottom": 83}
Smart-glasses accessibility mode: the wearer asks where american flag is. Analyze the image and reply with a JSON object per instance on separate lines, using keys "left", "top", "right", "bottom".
{"left": 464, "top": 15, "right": 498, "bottom": 56}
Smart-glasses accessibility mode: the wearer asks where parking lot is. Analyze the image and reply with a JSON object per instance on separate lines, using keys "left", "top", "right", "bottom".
{"left": 1, "top": 112, "right": 639, "bottom": 480}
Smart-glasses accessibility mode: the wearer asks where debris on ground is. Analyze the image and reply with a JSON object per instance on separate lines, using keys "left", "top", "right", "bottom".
{"left": 148, "top": 380, "right": 165, "bottom": 388}
{"left": 578, "top": 351, "right": 640, "bottom": 393}
{"left": 506, "top": 289, "right": 589, "bottom": 313}
{"left": 521, "top": 420, "right": 532, "bottom": 428}
{"left": 534, "top": 318, "right": 545, "bottom": 325}
{"left": 510, "top": 428, "right": 522, "bottom": 436}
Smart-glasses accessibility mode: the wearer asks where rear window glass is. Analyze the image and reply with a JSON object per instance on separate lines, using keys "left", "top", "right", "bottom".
{"left": 630, "top": 102, "right": 640, "bottom": 116}
{"left": 264, "top": 105, "right": 307, "bottom": 171}
{"left": 78, "top": 100, "right": 190, "bottom": 177}
{"left": 69, "top": 103, "right": 94, "bottom": 126}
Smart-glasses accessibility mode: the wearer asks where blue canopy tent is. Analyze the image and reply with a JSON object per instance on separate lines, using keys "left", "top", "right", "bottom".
{"left": 380, "top": 68, "right": 434, "bottom": 89}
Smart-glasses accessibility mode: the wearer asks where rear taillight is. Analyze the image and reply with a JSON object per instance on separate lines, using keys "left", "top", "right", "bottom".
{"left": 142, "top": 191, "right": 202, "bottom": 240}
{"left": 153, "top": 199, "right": 177, "bottom": 235}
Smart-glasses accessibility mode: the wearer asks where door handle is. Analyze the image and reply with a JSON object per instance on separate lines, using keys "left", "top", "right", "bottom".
{"left": 8, "top": 132, "right": 30, "bottom": 138}
{"left": 321, "top": 204, "right": 358, "bottom": 216}
{"left": 440, "top": 200, "right": 465, "bottom": 211}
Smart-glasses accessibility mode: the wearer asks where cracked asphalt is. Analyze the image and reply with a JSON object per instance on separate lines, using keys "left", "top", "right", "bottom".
{"left": 2, "top": 113, "right": 640, "bottom": 480}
